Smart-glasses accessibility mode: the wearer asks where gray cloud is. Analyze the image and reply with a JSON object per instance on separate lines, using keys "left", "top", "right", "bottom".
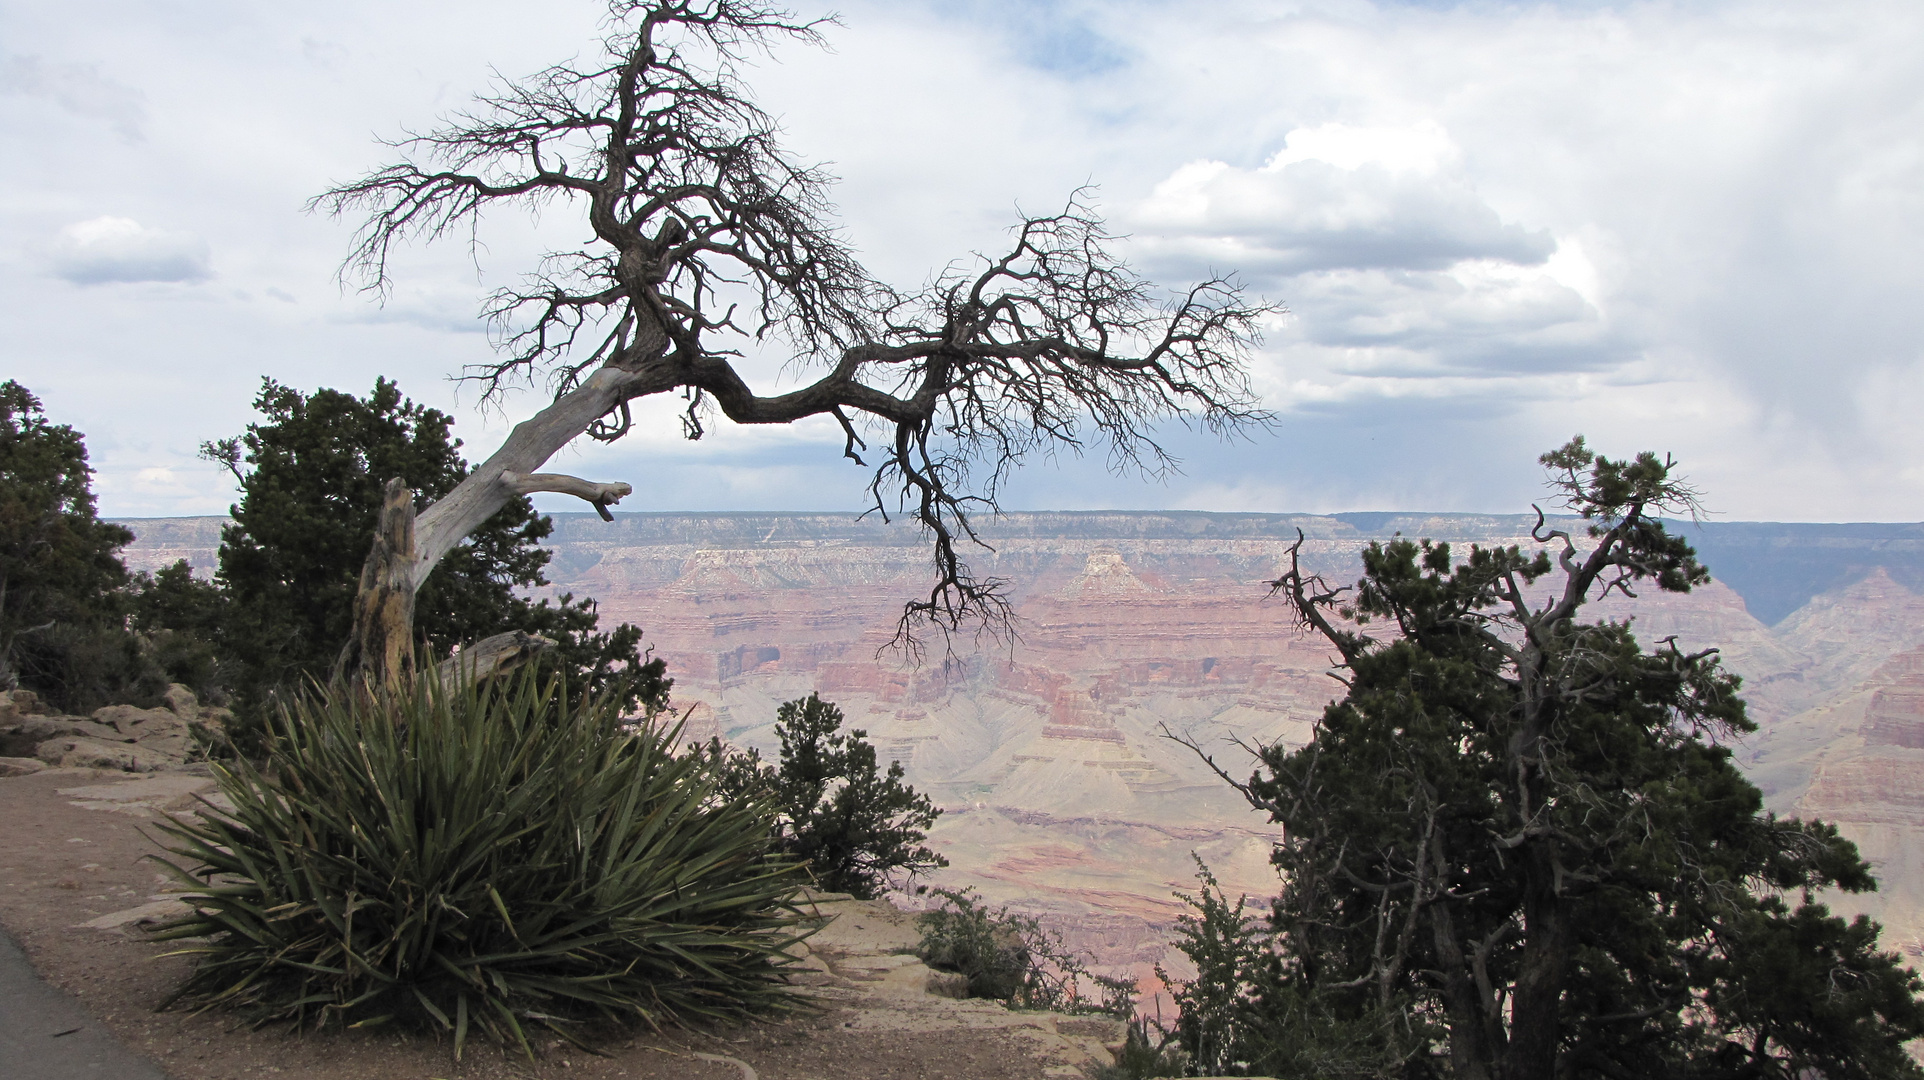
{"left": 1277, "top": 265, "right": 1618, "bottom": 375}
{"left": 1122, "top": 123, "right": 1610, "bottom": 386}
{"left": 1136, "top": 159, "right": 1554, "bottom": 278}
{"left": 48, "top": 217, "right": 211, "bottom": 285}
{"left": 0, "top": 53, "right": 145, "bottom": 141}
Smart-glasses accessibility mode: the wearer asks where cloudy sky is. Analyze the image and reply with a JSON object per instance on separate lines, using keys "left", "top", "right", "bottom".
{"left": 4, "top": 0, "right": 1921, "bottom": 522}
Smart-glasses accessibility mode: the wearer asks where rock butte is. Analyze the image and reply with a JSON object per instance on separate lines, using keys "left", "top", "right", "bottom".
{"left": 114, "top": 511, "right": 1924, "bottom": 985}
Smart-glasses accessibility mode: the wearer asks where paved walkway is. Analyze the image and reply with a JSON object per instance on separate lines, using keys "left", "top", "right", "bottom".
{"left": 0, "top": 927, "right": 168, "bottom": 1080}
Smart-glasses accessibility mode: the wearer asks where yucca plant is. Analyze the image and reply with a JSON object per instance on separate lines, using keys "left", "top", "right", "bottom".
{"left": 149, "top": 670, "right": 810, "bottom": 1057}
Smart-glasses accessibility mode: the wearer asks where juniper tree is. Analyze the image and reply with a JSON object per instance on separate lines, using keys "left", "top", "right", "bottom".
{"left": 0, "top": 381, "right": 135, "bottom": 705}
{"left": 694, "top": 693, "right": 944, "bottom": 899}
{"left": 1175, "top": 439, "right": 1924, "bottom": 1079}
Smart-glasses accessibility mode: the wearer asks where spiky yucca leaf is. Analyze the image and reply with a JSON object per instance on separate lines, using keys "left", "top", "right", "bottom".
{"left": 149, "top": 672, "right": 810, "bottom": 1057}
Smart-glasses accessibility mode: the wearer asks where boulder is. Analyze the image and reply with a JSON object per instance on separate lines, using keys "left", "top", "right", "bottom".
{"left": 0, "top": 756, "right": 44, "bottom": 777}
{"left": 161, "top": 683, "right": 199, "bottom": 719}
{"left": 35, "top": 736, "right": 180, "bottom": 772}
{"left": 925, "top": 969, "right": 971, "bottom": 998}
{"left": 0, "top": 716, "right": 125, "bottom": 757}
{"left": 93, "top": 704, "right": 190, "bottom": 742}
{"left": 1, "top": 689, "right": 45, "bottom": 719}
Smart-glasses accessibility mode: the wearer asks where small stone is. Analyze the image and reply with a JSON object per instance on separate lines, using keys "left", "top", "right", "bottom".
{"left": 925, "top": 970, "right": 971, "bottom": 998}
{"left": 0, "top": 756, "right": 44, "bottom": 777}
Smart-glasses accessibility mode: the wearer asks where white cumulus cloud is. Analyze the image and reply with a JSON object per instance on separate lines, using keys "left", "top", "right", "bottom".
{"left": 48, "top": 216, "right": 211, "bottom": 285}
{"left": 1133, "top": 123, "right": 1554, "bottom": 277}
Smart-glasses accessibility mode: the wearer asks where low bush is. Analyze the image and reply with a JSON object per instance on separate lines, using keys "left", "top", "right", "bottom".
{"left": 693, "top": 693, "right": 945, "bottom": 900}
{"left": 1159, "top": 862, "right": 1423, "bottom": 1079}
{"left": 150, "top": 671, "right": 810, "bottom": 1057}
{"left": 915, "top": 887, "right": 1133, "bottom": 1017}
{"left": 1092, "top": 1016, "right": 1185, "bottom": 1080}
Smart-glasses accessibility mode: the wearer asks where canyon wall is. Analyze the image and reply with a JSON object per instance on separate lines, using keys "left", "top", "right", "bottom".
{"left": 116, "top": 512, "right": 1924, "bottom": 979}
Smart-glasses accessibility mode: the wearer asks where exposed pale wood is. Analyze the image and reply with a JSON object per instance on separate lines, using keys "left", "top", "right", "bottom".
{"left": 497, "top": 471, "right": 633, "bottom": 521}
{"left": 339, "top": 478, "right": 418, "bottom": 689}
{"left": 434, "top": 630, "right": 556, "bottom": 689}
{"left": 410, "top": 363, "right": 671, "bottom": 592}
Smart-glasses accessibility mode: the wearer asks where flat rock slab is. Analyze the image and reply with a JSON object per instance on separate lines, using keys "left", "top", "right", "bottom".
{"left": 36, "top": 739, "right": 180, "bottom": 774}
{"left": 75, "top": 899, "right": 194, "bottom": 932}
{"left": 58, "top": 773, "right": 219, "bottom": 817}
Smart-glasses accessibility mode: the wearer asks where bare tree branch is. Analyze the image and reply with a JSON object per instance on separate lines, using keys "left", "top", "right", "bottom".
{"left": 317, "top": 0, "right": 1278, "bottom": 670}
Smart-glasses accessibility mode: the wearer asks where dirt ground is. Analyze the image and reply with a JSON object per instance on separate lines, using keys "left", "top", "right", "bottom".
{"left": 0, "top": 767, "right": 1122, "bottom": 1080}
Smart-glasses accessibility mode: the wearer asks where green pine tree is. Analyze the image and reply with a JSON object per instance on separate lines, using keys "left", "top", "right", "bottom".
{"left": 1172, "top": 439, "right": 1924, "bottom": 1079}
{"left": 698, "top": 693, "right": 945, "bottom": 900}
{"left": 0, "top": 381, "right": 137, "bottom": 709}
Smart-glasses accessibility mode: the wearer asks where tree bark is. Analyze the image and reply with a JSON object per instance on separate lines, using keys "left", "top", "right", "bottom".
{"left": 434, "top": 630, "right": 555, "bottom": 689}
{"left": 339, "top": 478, "right": 418, "bottom": 689}
{"left": 1499, "top": 841, "right": 1574, "bottom": 1080}
{"left": 410, "top": 364, "right": 668, "bottom": 593}
{"left": 1432, "top": 902, "right": 1499, "bottom": 1080}
{"left": 337, "top": 370, "right": 656, "bottom": 687}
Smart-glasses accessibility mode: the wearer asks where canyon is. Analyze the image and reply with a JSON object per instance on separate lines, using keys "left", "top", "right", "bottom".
{"left": 117, "top": 512, "right": 1924, "bottom": 984}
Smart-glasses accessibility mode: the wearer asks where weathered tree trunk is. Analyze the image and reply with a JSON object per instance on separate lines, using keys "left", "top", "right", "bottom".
{"left": 1432, "top": 903, "right": 1499, "bottom": 1080}
{"left": 339, "top": 478, "right": 418, "bottom": 689}
{"left": 408, "top": 365, "right": 656, "bottom": 594}
{"left": 434, "top": 630, "right": 555, "bottom": 688}
{"left": 337, "top": 370, "right": 647, "bottom": 689}
{"left": 1499, "top": 842, "right": 1574, "bottom": 1080}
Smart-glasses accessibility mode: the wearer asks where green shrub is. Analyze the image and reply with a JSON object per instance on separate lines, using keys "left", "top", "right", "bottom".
{"left": 1093, "top": 1016, "right": 1185, "bottom": 1080}
{"left": 915, "top": 887, "right": 1133, "bottom": 1017}
{"left": 693, "top": 692, "right": 945, "bottom": 900}
{"left": 1160, "top": 863, "right": 1429, "bottom": 1079}
{"left": 150, "top": 671, "right": 810, "bottom": 1057}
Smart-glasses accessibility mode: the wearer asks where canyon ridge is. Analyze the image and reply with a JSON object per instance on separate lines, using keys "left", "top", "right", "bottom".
{"left": 117, "top": 511, "right": 1924, "bottom": 992}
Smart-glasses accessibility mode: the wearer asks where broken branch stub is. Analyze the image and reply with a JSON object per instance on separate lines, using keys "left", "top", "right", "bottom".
{"left": 341, "top": 481, "right": 569, "bottom": 694}
{"left": 497, "top": 470, "right": 632, "bottom": 521}
{"left": 435, "top": 631, "right": 557, "bottom": 690}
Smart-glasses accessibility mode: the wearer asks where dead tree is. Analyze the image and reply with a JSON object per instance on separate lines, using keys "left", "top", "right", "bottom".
{"left": 318, "top": 0, "right": 1276, "bottom": 684}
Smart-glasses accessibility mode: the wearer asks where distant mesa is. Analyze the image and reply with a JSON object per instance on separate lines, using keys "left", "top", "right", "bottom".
{"left": 1061, "top": 550, "right": 1152, "bottom": 598}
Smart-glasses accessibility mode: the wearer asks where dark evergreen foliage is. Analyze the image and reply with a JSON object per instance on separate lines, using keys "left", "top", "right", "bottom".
{"left": 698, "top": 693, "right": 944, "bottom": 899}
{"left": 1171, "top": 439, "right": 1924, "bottom": 1079}
{"left": 914, "top": 886, "right": 1136, "bottom": 1017}
{"left": 124, "top": 558, "right": 230, "bottom": 701}
{"left": 0, "top": 380, "right": 139, "bottom": 710}
{"left": 202, "top": 377, "right": 667, "bottom": 721}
